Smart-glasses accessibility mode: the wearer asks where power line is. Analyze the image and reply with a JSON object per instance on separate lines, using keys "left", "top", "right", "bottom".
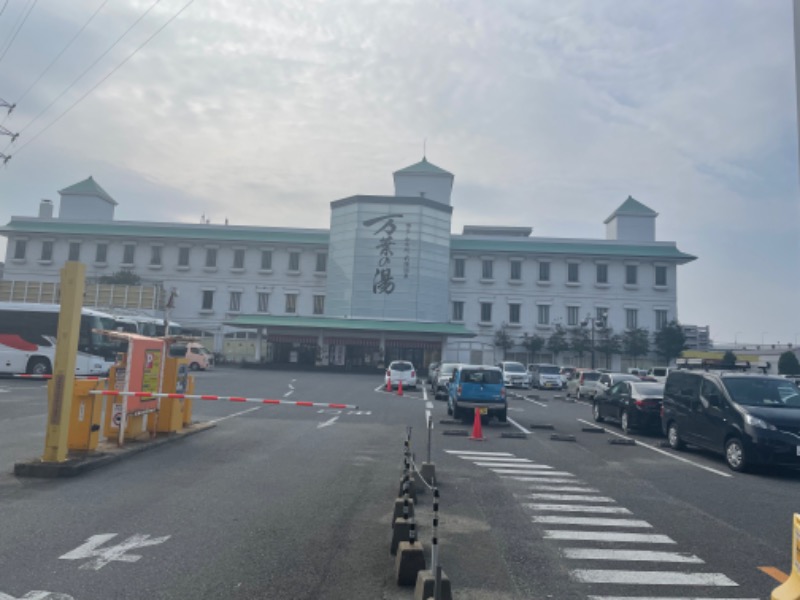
{"left": 0, "top": 1, "right": 9, "bottom": 19}
{"left": 12, "top": 0, "right": 111, "bottom": 107}
{"left": 9, "top": 0, "right": 197, "bottom": 160}
{"left": 0, "top": 0, "right": 38, "bottom": 64}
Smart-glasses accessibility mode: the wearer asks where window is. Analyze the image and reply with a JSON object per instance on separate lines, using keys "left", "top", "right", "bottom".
{"left": 257, "top": 292, "right": 269, "bottom": 313}
{"left": 229, "top": 291, "right": 242, "bottom": 312}
{"left": 123, "top": 244, "right": 136, "bottom": 265}
{"left": 567, "top": 306, "right": 580, "bottom": 327}
{"left": 313, "top": 295, "right": 325, "bottom": 315}
{"left": 481, "top": 259, "right": 493, "bottom": 280}
{"left": 285, "top": 293, "right": 297, "bottom": 314}
{"left": 95, "top": 243, "right": 108, "bottom": 263}
{"left": 40, "top": 241, "right": 53, "bottom": 261}
{"left": 453, "top": 258, "right": 465, "bottom": 278}
{"left": 288, "top": 251, "right": 300, "bottom": 271}
{"left": 150, "top": 246, "right": 162, "bottom": 266}
{"left": 596, "top": 264, "right": 608, "bottom": 284}
{"left": 13, "top": 239, "right": 26, "bottom": 260}
{"left": 625, "top": 265, "right": 638, "bottom": 285}
{"left": 510, "top": 260, "right": 522, "bottom": 281}
{"left": 567, "top": 263, "right": 579, "bottom": 283}
{"left": 233, "top": 249, "right": 245, "bottom": 269}
{"left": 178, "top": 247, "right": 190, "bottom": 267}
{"left": 205, "top": 248, "right": 217, "bottom": 268}
{"left": 261, "top": 250, "right": 272, "bottom": 270}
{"left": 538, "top": 261, "right": 550, "bottom": 282}
{"left": 480, "top": 302, "right": 492, "bottom": 323}
{"left": 655, "top": 265, "right": 667, "bottom": 287}
{"left": 68, "top": 242, "right": 81, "bottom": 261}
{"left": 452, "top": 301, "right": 464, "bottom": 321}
{"left": 315, "top": 253, "right": 327, "bottom": 273}
{"left": 626, "top": 308, "right": 638, "bottom": 330}
{"left": 509, "top": 303, "right": 521, "bottom": 324}
{"left": 655, "top": 309, "right": 668, "bottom": 330}
{"left": 201, "top": 290, "right": 214, "bottom": 311}
{"left": 538, "top": 305, "right": 550, "bottom": 325}
{"left": 596, "top": 307, "right": 609, "bottom": 326}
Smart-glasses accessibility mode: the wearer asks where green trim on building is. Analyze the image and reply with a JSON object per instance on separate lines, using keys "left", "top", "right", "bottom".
{"left": 224, "top": 314, "right": 475, "bottom": 336}
{"left": 393, "top": 157, "right": 453, "bottom": 176}
{"left": 59, "top": 176, "right": 118, "bottom": 206}
{"left": 604, "top": 195, "right": 658, "bottom": 223}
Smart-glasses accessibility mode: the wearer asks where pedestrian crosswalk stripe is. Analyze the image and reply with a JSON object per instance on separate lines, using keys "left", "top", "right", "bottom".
{"left": 526, "top": 485, "right": 599, "bottom": 493}
{"left": 562, "top": 549, "right": 704, "bottom": 563}
{"left": 507, "top": 476, "right": 580, "bottom": 484}
{"left": 493, "top": 469, "right": 574, "bottom": 476}
{"left": 524, "top": 503, "right": 631, "bottom": 514}
{"left": 544, "top": 531, "right": 673, "bottom": 543}
{"left": 533, "top": 516, "right": 652, "bottom": 528}
{"left": 571, "top": 570, "right": 738, "bottom": 586}
{"left": 475, "top": 462, "right": 554, "bottom": 469}
{"left": 525, "top": 493, "right": 614, "bottom": 502}
{"left": 462, "top": 457, "right": 533, "bottom": 462}
{"left": 445, "top": 450, "right": 514, "bottom": 456}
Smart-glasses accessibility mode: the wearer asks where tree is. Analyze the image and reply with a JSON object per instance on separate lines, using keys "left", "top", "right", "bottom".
{"left": 622, "top": 327, "right": 650, "bottom": 365}
{"left": 595, "top": 327, "right": 622, "bottom": 369}
{"left": 778, "top": 351, "right": 800, "bottom": 375}
{"left": 654, "top": 320, "right": 686, "bottom": 363}
{"left": 547, "top": 324, "right": 570, "bottom": 364}
{"left": 493, "top": 324, "right": 515, "bottom": 359}
{"left": 521, "top": 332, "right": 545, "bottom": 362}
{"left": 721, "top": 350, "right": 737, "bottom": 368}
{"left": 569, "top": 327, "right": 591, "bottom": 365}
{"left": 98, "top": 270, "right": 142, "bottom": 285}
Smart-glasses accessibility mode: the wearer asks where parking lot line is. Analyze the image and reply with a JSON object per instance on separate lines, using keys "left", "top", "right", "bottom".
{"left": 575, "top": 418, "right": 732, "bottom": 478}
{"left": 507, "top": 417, "right": 531, "bottom": 434}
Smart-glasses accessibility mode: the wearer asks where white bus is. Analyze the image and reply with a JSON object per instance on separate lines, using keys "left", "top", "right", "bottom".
{"left": 111, "top": 314, "right": 181, "bottom": 337}
{"left": 0, "top": 303, "right": 119, "bottom": 376}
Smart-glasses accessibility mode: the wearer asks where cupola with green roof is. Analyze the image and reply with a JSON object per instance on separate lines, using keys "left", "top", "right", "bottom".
{"left": 393, "top": 156, "right": 454, "bottom": 205}
{"left": 604, "top": 195, "right": 658, "bottom": 242}
{"left": 57, "top": 176, "right": 117, "bottom": 221}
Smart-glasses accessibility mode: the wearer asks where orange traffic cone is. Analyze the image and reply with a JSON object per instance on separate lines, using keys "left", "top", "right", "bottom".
{"left": 469, "top": 408, "right": 485, "bottom": 441}
{"left": 397, "top": 381, "right": 404, "bottom": 396}
{"left": 386, "top": 379, "right": 392, "bottom": 392}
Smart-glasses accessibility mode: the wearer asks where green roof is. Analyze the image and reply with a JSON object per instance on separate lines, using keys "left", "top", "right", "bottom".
{"left": 59, "top": 176, "right": 118, "bottom": 206}
{"left": 0, "top": 218, "right": 329, "bottom": 245}
{"left": 604, "top": 196, "right": 658, "bottom": 223}
{"left": 393, "top": 157, "right": 453, "bottom": 176}
{"left": 224, "top": 315, "right": 474, "bottom": 336}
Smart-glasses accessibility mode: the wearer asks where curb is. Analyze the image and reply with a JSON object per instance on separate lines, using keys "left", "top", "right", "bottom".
{"left": 14, "top": 422, "right": 217, "bottom": 478}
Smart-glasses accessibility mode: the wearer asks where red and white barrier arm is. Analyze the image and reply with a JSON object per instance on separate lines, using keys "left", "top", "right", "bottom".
{"left": 13, "top": 375, "right": 106, "bottom": 380}
{"left": 89, "top": 390, "right": 358, "bottom": 410}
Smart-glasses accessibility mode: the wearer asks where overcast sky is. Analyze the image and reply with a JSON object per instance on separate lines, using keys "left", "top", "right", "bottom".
{"left": 0, "top": 0, "right": 797, "bottom": 346}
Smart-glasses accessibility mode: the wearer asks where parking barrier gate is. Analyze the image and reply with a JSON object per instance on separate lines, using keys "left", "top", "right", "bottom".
{"left": 88, "top": 390, "right": 358, "bottom": 410}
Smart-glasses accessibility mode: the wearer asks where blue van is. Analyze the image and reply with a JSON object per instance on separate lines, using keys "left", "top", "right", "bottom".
{"left": 447, "top": 365, "right": 507, "bottom": 423}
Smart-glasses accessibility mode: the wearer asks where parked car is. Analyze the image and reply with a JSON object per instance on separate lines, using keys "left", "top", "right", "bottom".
{"left": 594, "top": 372, "right": 642, "bottom": 398}
{"left": 528, "top": 363, "right": 563, "bottom": 390}
{"left": 566, "top": 369, "right": 602, "bottom": 399}
{"left": 497, "top": 361, "right": 530, "bottom": 388}
{"left": 447, "top": 365, "right": 506, "bottom": 423}
{"left": 661, "top": 370, "right": 800, "bottom": 472}
{"left": 169, "top": 342, "right": 214, "bottom": 371}
{"left": 433, "top": 362, "right": 461, "bottom": 400}
{"left": 647, "top": 366, "right": 672, "bottom": 384}
{"left": 593, "top": 381, "right": 665, "bottom": 433}
{"left": 385, "top": 360, "right": 417, "bottom": 390}
{"left": 559, "top": 366, "right": 578, "bottom": 388}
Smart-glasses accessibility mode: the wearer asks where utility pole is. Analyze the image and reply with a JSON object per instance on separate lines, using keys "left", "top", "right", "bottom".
{"left": 582, "top": 310, "right": 608, "bottom": 370}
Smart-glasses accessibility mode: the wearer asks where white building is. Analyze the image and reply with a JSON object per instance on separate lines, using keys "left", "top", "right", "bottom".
{"left": 0, "top": 160, "right": 696, "bottom": 371}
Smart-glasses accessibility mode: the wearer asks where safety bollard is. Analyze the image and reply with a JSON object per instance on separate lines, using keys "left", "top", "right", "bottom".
{"left": 414, "top": 486, "right": 452, "bottom": 600}
{"left": 420, "top": 414, "right": 436, "bottom": 485}
{"left": 396, "top": 519, "right": 426, "bottom": 586}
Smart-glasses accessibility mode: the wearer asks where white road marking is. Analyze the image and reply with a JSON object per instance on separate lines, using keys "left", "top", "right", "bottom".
{"left": 571, "top": 570, "right": 737, "bottom": 586}
{"left": 423, "top": 386, "right": 428, "bottom": 401}
{"left": 525, "top": 493, "right": 614, "bottom": 502}
{"left": 575, "top": 418, "right": 733, "bottom": 478}
{"left": 0, "top": 591, "right": 77, "bottom": 599}
{"left": 59, "top": 533, "right": 170, "bottom": 570}
{"left": 563, "top": 549, "right": 704, "bottom": 563}
{"left": 462, "top": 456, "right": 532, "bottom": 463}
{"left": 207, "top": 406, "right": 261, "bottom": 424}
{"left": 0, "top": 388, "right": 9, "bottom": 393}
{"left": 506, "top": 476, "right": 581, "bottom": 484}
{"left": 374, "top": 384, "right": 385, "bottom": 392}
{"left": 523, "top": 397, "right": 548, "bottom": 407}
{"left": 317, "top": 416, "right": 339, "bottom": 429}
{"left": 533, "top": 516, "right": 652, "bottom": 527}
{"left": 288, "top": 383, "right": 295, "bottom": 390}
{"left": 507, "top": 416, "right": 531, "bottom": 434}
{"left": 524, "top": 503, "right": 631, "bottom": 514}
{"left": 544, "top": 531, "right": 675, "bottom": 544}
{"left": 494, "top": 469, "right": 574, "bottom": 476}
{"left": 283, "top": 390, "right": 294, "bottom": 397}
{"left": 425, "top": 401, "right": 433, "bottom": 409}
{"left": 526, "top": 485, "right": 599, "bottom": 493}
{"left": 476, "top": 463, "right": 554, "bottom": 469}
{"left": 446, "top": 450, "right": 514, "bottom": 457}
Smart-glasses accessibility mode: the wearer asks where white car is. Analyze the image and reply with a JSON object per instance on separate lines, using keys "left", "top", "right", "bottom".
{"left": 385, "top": 360, "right": 417, "bottom": 390}
{"left": 497, "top": 361, "right": 530, "bottom": 388}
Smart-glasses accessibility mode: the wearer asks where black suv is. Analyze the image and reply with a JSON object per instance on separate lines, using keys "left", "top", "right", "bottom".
{"left": 661, "top": 370, "right": 800, "bottom": 472}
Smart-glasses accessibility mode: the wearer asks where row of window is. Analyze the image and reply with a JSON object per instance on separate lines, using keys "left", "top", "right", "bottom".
{"left": 200, "top": 290, "right": 326, "bottom": 315}
{"left": 451, "top": 301, "right": 669, "bottom": 331}
{"left": 453, "top": 257, "right": 668, "bottom": 287}
{"left": 12, "top": 239, "right": 328, "bottom": 273}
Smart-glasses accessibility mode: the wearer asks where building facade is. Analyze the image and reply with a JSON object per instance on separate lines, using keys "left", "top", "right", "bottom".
{"left": 1, "top": 160, "right": 696, "bottom": 371}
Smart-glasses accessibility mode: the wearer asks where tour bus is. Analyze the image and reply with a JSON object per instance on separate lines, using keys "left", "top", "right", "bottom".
{"left": 0, "top": 302, "right": 119, "bottom": 376}
{"left": 111, "top": 314, "right": 182, "bottom": 337}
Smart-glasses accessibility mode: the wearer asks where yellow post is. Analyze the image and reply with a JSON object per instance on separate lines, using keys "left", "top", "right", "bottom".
{"left": 42, "top": 261, "right": 86, "bottom": 462}
{"left": 772, "top": 513, "right": 800, "bottom": 600}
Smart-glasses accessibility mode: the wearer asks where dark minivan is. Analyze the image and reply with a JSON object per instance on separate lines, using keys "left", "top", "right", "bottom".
{"left": 447, "top": 365, "right": 507, "bottom": 423}
{"left": 661, "top": 370, "right": 800, "bottom": 472}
